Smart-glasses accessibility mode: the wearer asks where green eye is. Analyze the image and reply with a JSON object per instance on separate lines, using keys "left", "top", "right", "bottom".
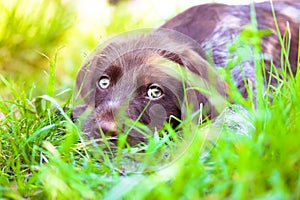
{"left": 147, "top": 84, "right": 163, "bottom": 99}
{"left": 98, "top": 76, "right": 110, "bottom": 89}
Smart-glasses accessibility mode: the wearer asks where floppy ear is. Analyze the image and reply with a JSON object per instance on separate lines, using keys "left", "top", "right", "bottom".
{"left": 159, "top": 47, "right": 228, "bottom": 120}
{"left": 75, "top": 59, "right": 97, "bottom": 107}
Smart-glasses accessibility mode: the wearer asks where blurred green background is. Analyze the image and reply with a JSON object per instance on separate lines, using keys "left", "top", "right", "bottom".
{"left": 0, "top": 0, "right": 202, "bottom": 100}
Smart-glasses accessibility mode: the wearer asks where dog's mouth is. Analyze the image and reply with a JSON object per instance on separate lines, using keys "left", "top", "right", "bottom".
{"left": 85, "top": 105, "right": 182, "bottom": 146}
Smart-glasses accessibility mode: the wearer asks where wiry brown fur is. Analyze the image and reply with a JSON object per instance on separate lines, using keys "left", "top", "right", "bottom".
{"left": 74, "top": 1, "right": 300, "bottom": 144}
{"left": 161, "top": 1, "right": 300, "bottom": 97}
{"left": 75, "top": 31, "right": 226, "bottom": 144}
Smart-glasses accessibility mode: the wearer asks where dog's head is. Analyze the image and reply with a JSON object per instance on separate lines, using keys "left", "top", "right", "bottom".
{"left": 75, "top": 29, "right": 227, "bottom": 144}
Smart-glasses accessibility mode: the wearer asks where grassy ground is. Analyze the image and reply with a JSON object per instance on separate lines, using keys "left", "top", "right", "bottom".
{"left": 1, "top": 0, "right": 300, "bottom": 199}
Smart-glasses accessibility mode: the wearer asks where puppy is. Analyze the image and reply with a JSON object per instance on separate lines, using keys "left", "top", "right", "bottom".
{"left": 74, "top": 1, "right": 300, "bottom": 144}
{"left": 74, "top": 31, "right": 227, "bottom": 144}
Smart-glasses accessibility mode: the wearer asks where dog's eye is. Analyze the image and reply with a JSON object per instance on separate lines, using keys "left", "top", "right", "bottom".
{"left": 147, "top": 84, "right": 163, "bottom": 100}
{"left": 98, "top": 76, "right": 110, "bottom": 89}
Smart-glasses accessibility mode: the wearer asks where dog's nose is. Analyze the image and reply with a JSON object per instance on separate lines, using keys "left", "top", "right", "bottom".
{"left": 100, "top": 121, "right": 118, "bottom": 136}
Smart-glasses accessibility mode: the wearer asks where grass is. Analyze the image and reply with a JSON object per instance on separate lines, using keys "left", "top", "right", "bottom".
{"left": 1, "top": 1, "right": 300, "bottom": 199}
{"left": 0, "top": 0, "right": 76, "bottom": 90}
{"left": 1, "top": 71, "right": 300, "bottom": 199}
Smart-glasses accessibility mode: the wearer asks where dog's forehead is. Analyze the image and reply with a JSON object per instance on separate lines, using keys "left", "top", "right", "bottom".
{"left": 120, "top": 52, "right": 181, "bottom": 80}
{"left": 87, "top": 33, "right": 197, "bottom": 91}
{"left": 91, "top": 31, "right": 195, "bottom": 69}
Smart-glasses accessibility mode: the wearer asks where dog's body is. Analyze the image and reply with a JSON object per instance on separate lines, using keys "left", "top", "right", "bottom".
{"left": 162, "top": 1, "right": 300, "bottom": 97}
{"left": 74, "top": 1, "right": 300, "bottom": 144}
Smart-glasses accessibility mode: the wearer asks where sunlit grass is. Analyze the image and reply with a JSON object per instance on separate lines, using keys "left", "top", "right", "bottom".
{"left": 1, "top": 33, "right": 300, "bottom": 200}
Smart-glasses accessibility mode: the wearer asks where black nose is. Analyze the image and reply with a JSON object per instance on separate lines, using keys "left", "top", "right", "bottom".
{"left": 99, "top": 121, "right": 118, "bottom": 136}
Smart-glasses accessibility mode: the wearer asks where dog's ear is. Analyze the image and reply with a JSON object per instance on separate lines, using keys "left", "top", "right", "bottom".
{"left": 75, "top": 59, "right": 97, "bottom": 107}
{"left": 74, "top": 40, "right": 124, "bottom": 107}
{"left": 159, "top": 47, "right": 228, "bottom": 120}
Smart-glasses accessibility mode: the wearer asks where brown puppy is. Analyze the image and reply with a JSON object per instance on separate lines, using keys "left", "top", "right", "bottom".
{"left": 74, "top": 30, "right": 227, "bottom": 144}
{"left": 74, "top": 1, "right": 300, "bottom": 144}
